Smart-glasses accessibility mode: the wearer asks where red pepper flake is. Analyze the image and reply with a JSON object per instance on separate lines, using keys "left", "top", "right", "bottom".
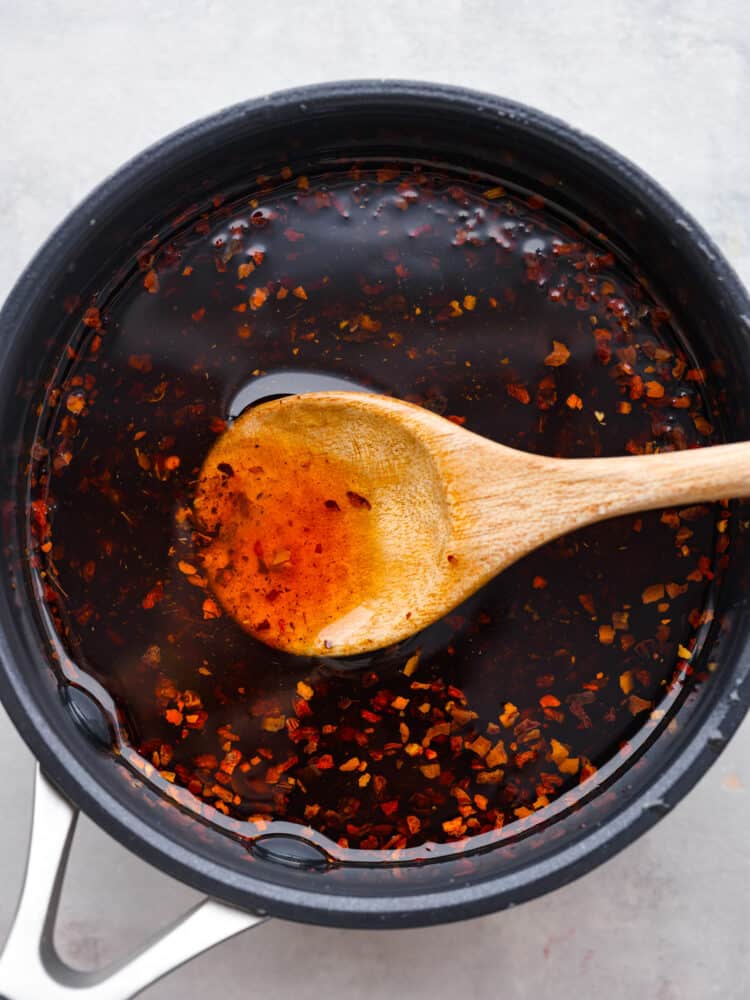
{"left": 544, "top": 340, "right": 571, "bottom": 367}
{"left": 506, "top": 383, "right": 531, "bottom": 405}
{"left": 291, "top": 697, "right": 311, "bottom": 719}
{"left": 486, "top": 741, "right": 508, "bottom": 768}
{"left": 83, "top": 307, "right": 101, "bottom": 329}
{"left": 165, "top": 708, "right": 183, "bottom": 726}
{"left": 483, "top": 185, "right": 505, "bottom": 200}
{"left": 612, "top": 610, "right": 629, "bottom": 631}
{"left": 692, "top": 415, "right": 714, "bottom": 436}
{"left": 467, "top": 735, "right": 492, "bottom": 757}
{"left": 477, "top": 768, "right": 505, "bottom": 785}
{"left": 143, "top": 269, "right": 159, "bottom": 294}
{"left": 237, "top": 323, "right": 252, "bottom": 340}
{"left": 566, "top": 393, "right": 583, "bottom": 410}
{"left": 261, "top": 713, "right": 286, "bottom": 732}
{"left": 578, "top": 593, "right": 596, "bottom": 615}
{"left": 463, "top": 294, "right": 477, "bottom": 311}
{"left": 380, "top": 799, "right": 399, "bottom": 816}
{"left": 532, "top": 575, "right": 547, "bottom": 590}
{"left": 249, "top": 287, "right": 269, "bottom": 310}
{"left": 339, "top": 757, "right": 360, "bottom": 772}
{"left": 420, "top": 763, "right": 440, "bottom": 779}
{"left": 212, "top": 784, "right": 234, "bottom": 804}
{"left": 536, "top": 375, "right": 557, "bottom": 410}
{"left": 191, "top": 307, "right": 206, "bottom": 323}
{"left": 499, "top": 702, "right": 519, "bottom": 727}
{"left": 406, "top": 815, "right": 421, "bottom": 835}
{"left": 642, "top": 583, "right": 665, "bottom": 604}
{"left": 66, "top": 393, "right": 86, "bottom": 415}
{"left": 202, "top": 597, "right": 222, "bottom": 619}
{"left": 402, "top": 652, "right": 420, "bottom": 677}
{"left": 292, "top": 285, "right": 308, "bottom": 300}
{"left": 220, "top": 749, "right": 242, "bottom": 775}
{"left": 628, "top": 695, "right": 652, "bottom": 715}
{"left": 598, "top": 625, "right": 615, "bottom": 645}
{"left": 624, "top": 375, "right": 643, "bottom": 403}
{"left": 442, "top": 816, "right": 466, "bottom": 836}
{"left": 356, "top": 313, "right": 382, "bottom": 332}
{"left": 294, "top": 681, "right": 313, "bottom": 701}
{"left": 142, "top": 581, "right": 164, "bottom": 609}
{"left": 346, "top": 491, "right": 371, "bottom": 510}
{"left": 578, "top": 761, "right": 596, "bottom": 782}
{"left": 514, "top": 749, "right": 537, "bottom": 768}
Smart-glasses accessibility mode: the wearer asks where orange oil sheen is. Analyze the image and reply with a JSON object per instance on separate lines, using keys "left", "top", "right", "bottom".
{"left": 194, "top": 427, "right": 378, "bottom": 651}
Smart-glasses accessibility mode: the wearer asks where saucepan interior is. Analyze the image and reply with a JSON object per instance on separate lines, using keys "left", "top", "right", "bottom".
{"left": 0, "top": 81, "right": 749, "bottom": 928}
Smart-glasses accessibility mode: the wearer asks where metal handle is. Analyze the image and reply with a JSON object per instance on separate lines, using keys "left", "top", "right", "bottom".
{"left": 0, "top": 765, "right": 266, "bottom": 1000}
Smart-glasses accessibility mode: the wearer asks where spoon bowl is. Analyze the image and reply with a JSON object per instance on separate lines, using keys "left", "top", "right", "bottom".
{"left": 196, "top": 391, "right": 750, "bottom": 656}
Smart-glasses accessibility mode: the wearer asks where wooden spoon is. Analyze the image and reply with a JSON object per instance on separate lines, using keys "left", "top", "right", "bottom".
{"left": 196, "top": 391, "right": 746, "bottom": 657}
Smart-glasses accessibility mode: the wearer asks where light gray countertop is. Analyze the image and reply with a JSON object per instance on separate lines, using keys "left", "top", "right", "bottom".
{"left": 1, "top": 2, "right": 748, "bottom": 997}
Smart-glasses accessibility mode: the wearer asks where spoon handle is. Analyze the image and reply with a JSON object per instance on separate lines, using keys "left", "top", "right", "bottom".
{"left": 549, "top": 440, "right": 750, "bottom": 523}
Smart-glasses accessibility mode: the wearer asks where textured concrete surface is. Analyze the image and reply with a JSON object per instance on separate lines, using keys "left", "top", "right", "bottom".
{"left": 0, "top": 2, "right": 748, "bottom": 997}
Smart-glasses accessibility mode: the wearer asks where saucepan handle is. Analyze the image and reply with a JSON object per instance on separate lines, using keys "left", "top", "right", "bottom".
{"left": 0, "top": 765, "right": 266, "bottom": 1000}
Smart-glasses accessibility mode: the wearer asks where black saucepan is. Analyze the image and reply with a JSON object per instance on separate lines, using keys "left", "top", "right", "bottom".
{"left": 1, "top": 81, "right": 749, "bottom": 931}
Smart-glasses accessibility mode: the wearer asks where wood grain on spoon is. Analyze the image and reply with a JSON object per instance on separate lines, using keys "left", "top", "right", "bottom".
{"left": 195, "top": 391, "right": 747, "bottom": 657}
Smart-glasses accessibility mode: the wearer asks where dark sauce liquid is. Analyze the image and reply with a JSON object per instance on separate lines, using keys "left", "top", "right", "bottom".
{"left": 29, "top": 164, "right": 727, "bottom": 865}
